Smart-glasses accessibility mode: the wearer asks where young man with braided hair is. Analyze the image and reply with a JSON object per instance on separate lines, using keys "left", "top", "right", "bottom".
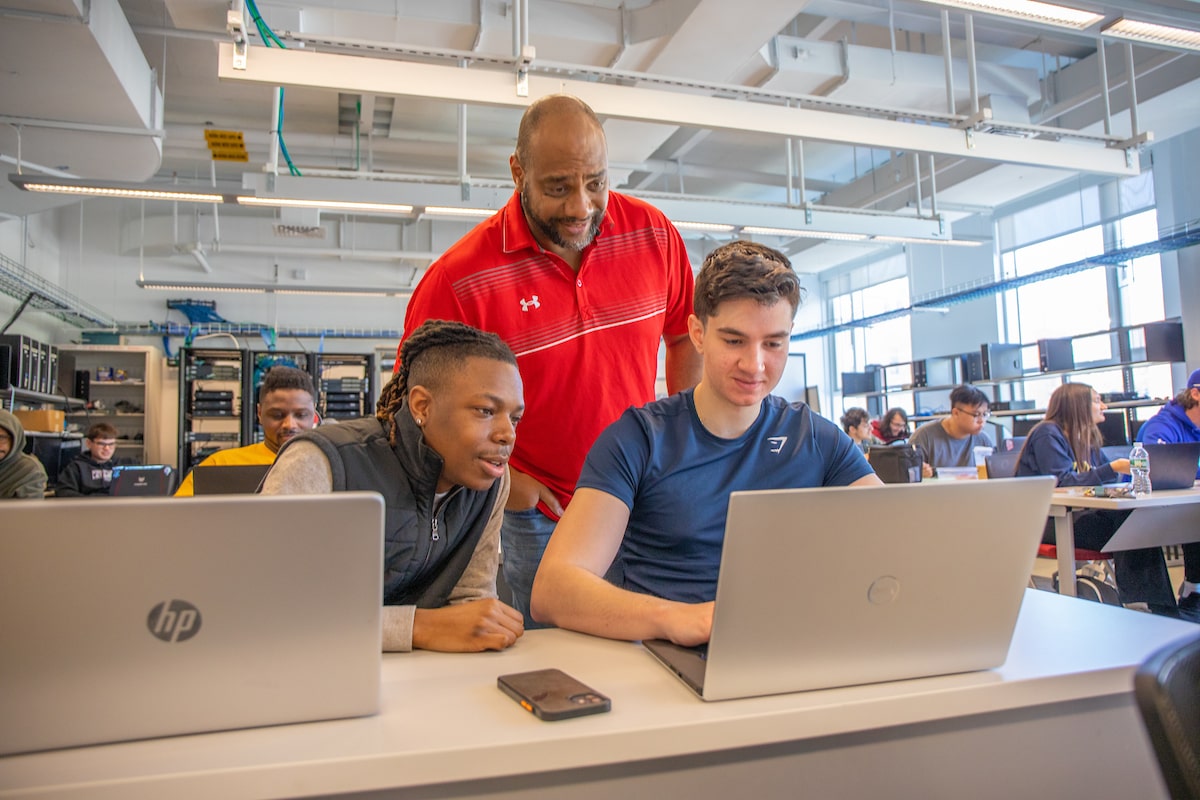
{"left": 262, "top": 320, "right": 526, "bottom": 653}
{"left": 532, "top": 241, "right": 880, "bottom": 645}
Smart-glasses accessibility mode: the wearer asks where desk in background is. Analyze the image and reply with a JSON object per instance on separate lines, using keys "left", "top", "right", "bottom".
{"left": 1048, "top": 485, "right": 1200, "bottom": 597}
{"left": 0, "top": 591, "right": 1195, "bottom": 800}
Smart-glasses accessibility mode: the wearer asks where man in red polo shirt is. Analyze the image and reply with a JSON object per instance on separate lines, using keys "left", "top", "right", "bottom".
{"left": 398, "top": 94, "right": 702, "bottom": 626}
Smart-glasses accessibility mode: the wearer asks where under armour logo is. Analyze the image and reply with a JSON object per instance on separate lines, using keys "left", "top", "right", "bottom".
{"left": 520, "top": 295, "right": 541, "bottom": 312}
{"left": 767, "top": 436, "right": 787, "bottom": 454}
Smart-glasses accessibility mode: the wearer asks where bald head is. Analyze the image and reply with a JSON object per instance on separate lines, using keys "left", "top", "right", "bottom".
{"left": 515, "top": 94, "right": 605, "bottom": 168}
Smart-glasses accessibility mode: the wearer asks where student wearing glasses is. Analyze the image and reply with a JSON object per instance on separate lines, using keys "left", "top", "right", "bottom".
{"left": 55, "top": 422, "right": 123, "bottom": 497}
{"left": 909, "top": 384, "right": 995, "bottom": 478}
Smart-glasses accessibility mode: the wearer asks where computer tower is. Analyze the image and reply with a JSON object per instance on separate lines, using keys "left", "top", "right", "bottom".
{"left": 0, "top": 335, "right": 36, "bottom": 391}
{"left": 911, "top": 360, "right": 927, "bottom": 388}
{"left": 960, "top": 351, "right": 984, "bottom": 383}
{"left": 44, "top": 345, "right": 59, "bottom": 395}
{"left": 1038, "top": 338, "right": 1075, "bottom": 372}
{"left": 0, "top": 344, "right": 10, "bottom": 391}
{"left": 981, "top": 343, "right": 1023, "bottom": 381}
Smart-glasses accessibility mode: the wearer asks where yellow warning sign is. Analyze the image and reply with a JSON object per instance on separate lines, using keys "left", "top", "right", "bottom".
{"left": 204, "top": 129, "right": 248, "bottom": 162}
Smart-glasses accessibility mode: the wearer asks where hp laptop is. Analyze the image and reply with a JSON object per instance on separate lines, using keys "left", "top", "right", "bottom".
{"left": 643, "top": 476, "right": 1056, "bottom": 701}
{"left": 110, "top": 463, "right": 176, "bottom": 496}
{"left": 0, "top": 493, "right": 384, "bottom": 755}
{"left": 192, "top": 463, "right": 272, "bottom": 495}
{"left": 1144, "top": 442, "right": 1200, "bottom": 490}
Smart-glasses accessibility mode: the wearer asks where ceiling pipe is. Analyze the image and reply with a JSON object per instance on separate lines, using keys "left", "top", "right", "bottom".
{"left": 965, "top": 14, "right": 980, "bottom": 116}
{"left": 1123, "top": 43, "right": 1140, "bottom": 138}
{"left": 941, "top": 10, "right": 956, "bottom": 114}
{"left": 1097, "top": 37, "right": 1113, "bottom": 136}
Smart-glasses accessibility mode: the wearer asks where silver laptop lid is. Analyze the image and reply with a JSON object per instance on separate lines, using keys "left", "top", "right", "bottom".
{"left": 700, "top": 477, "right": 1055, "bottom": 701}
{"left": 0, "top": 492, "right": 384, "bottom": 754}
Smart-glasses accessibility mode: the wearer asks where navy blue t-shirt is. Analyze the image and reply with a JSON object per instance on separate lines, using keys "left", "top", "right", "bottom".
{"left": 577, "top": 390, "right": 875, "bottom": 603}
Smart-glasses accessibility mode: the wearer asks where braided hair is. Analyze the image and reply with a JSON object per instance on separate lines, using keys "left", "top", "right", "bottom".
{"left": 377, "top": 320, "right": 517, "bottom": 444}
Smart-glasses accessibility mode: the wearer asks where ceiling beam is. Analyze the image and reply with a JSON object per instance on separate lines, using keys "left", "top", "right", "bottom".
{"left": 218, "top": 43, "right": 1140, "bottom": 176}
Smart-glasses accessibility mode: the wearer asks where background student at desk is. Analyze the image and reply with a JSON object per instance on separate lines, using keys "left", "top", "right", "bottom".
{"left": 174, "top": 366, "right": 317, "bottom": 497}
{"left": 909, "top": 384, "right": 995, "bottom": 477}
{"left": 1016, "top": 382, "right": 1178, "bottom": 617}
{"left": 0, "top": 409, "right": 46, "bottom": 500}
{"left": 1135, "top": 366, "right": 1200, "bottom": 620}
{"left": 54, "top": 422, "right": 123, "bottom": 497}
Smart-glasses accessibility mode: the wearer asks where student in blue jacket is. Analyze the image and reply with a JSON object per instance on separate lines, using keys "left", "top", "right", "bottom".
{"left": 1136, "top": 367, "right": 1200, "bottom": 621}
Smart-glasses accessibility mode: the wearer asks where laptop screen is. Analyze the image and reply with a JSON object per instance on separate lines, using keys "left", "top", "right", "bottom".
{"left": 110, "top": 464, "right": 176, "bottom": 496}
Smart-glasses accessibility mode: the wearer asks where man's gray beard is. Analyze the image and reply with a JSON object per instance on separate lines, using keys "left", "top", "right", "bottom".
{"left": 521, "top": 188, "right": 603, "bottom": 252}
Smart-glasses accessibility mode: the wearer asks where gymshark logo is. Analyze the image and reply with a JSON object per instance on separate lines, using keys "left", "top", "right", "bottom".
{"left": 520, "top": 295, "right": 541, "bottom": 312}
{"left": 768, "top": 436, "right": 787, "bottom": 454}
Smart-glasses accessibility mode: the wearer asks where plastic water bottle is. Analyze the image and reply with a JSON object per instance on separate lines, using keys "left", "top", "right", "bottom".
{"left": 1129, "top": 442, "right": 1152, "bottom": 497}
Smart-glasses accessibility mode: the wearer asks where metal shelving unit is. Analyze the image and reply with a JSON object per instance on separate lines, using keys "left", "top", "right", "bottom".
{"left": 177, "top": 347, "right": 250, "bottom": 474}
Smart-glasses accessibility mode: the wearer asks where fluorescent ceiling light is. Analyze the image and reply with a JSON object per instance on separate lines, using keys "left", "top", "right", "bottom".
{"left": 741, "top": 226, "right": 869, "bottom": 242}
{"left": 1101, "top": 18, "right": 1200, "bottom": 52}
{"left": 235, "top": 196, "right": 413, "bottom": 214}
{"left": 9, "top": 174, "right": 226, "bottom": 204}
{"left": 423, "top": 206, "right": 499, "bottom": 218}
{"left": 671, "top": 220, "right": 737, "bottom": 233}
{"left": 136, "top": 279, "right": 409, "bottom": 297}
{"left": 917, "top": 0, "right": 1103, "bottom": 30}
{"left": 872, "top": 235, "right": 984, "bottom": 247}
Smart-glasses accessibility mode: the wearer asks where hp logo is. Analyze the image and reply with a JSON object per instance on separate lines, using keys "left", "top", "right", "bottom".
{"left": 147, "top": 600, "right": 203, "bottom": 643}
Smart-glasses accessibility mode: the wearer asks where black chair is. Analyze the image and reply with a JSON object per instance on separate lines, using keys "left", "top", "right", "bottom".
{"left": 984, "top": 450, "right": 1021, "bottom": 479}
{"left": 1000, "top": 436, "right": 1026, "bottom": 453}
{"left": 1134, "top": 633, "right": 1200, "bottom": 799}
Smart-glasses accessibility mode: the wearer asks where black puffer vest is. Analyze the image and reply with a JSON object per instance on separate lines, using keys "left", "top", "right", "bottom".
{"left": 281, "top": 412, "right": 498, "bottom": 607}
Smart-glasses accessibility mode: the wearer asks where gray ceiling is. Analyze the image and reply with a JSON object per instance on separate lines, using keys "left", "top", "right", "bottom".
{"left": 2, "top": 0, "right": 1199, "bottom": 276}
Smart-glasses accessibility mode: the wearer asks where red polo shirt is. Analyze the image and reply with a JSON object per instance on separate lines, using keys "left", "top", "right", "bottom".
{"left": 399, "top": 190, "right": 694, "bottom": 517}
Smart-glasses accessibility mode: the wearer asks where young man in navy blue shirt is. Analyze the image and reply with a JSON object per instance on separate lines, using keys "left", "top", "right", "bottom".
{"left": 531, "top": 241, "right": 880, "bottom": 644}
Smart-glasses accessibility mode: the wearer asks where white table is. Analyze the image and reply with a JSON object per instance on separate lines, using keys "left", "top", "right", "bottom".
{"left": 1, "top": 590, "right": 1196, "bottom": 800}
{"left": 1048, "top": 484, "right": 1200, "bottom": 597}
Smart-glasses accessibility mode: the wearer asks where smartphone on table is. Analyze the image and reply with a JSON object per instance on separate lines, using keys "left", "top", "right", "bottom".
{"left": 497, "top": 668, "right": 611, "bottom": 721}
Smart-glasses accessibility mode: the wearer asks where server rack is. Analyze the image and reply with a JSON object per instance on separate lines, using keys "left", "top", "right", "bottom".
{"left": 313, "top": 353, "right": 376, "bottom": 423}
{"left": 177, "top": 347, "right": 250, "bottom": 474}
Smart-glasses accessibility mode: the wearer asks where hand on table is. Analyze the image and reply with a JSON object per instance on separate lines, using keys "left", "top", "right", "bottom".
{"left": 412, "top": 599, "right": 525, "bottom": 652}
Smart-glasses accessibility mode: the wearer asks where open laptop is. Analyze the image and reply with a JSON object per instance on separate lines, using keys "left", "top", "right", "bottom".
{"left": 0, "top": 493, "right": 384, "bottom": 755}
{"left": 192, "top": 463, "right": 272, "bottom": 495}
{"left": 110, "top": 463, "right": 176, "bottom": 496}
{"left": 643, "top": 476, "right": 1056, "bottom": 701}
{"left": 1145, "top": 442, "right": 1200, "bottom": 490}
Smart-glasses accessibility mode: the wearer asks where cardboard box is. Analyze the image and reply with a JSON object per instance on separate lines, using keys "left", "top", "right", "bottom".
{"left": 14, "top": 409, "right": 65, "bottom": 433}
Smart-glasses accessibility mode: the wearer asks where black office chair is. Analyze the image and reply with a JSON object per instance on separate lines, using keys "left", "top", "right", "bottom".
{"left": 1134, "top": 633, "right": 1200, "bottom": 800}
{"left": 984, "top": 451, "right": 1021, "bottom": 479}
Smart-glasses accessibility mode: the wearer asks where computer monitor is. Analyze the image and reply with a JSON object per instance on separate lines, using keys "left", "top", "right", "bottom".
{"left": 841, "top": 371, "right": 879, "bottom": 395}
{"left": 804, "top": 386, "right": 821, "bottom": 415}
{"left": 919, "top": 356, "right": 957, "bottom": 389}
{"left": 1097, "top": 412, "right": 1129, "bottom": 446}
